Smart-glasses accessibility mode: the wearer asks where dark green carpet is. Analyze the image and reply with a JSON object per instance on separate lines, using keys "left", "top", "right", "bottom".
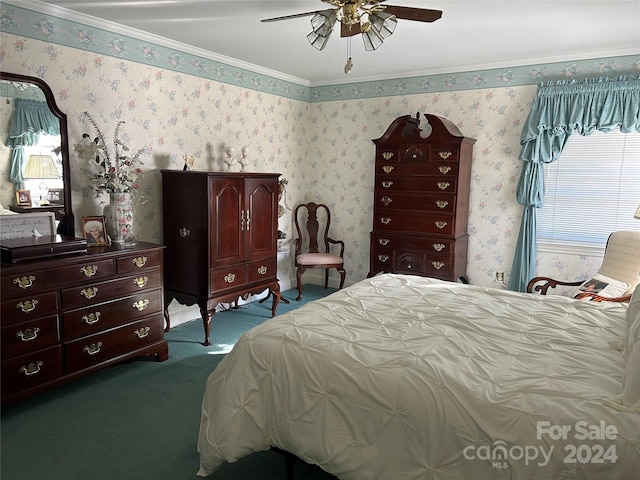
{"left": 1, "top": 285, "right": 338, "bottom": 480}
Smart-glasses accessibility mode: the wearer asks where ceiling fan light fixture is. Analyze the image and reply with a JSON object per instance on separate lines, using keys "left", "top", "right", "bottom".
{"left": 307, "top": 9, "right": 337, "bottom": 50}
{"left": 369, "top": 11, "right": 397, "bottom": 38}
{"left": 362, "top": 25, "right": 384, "bottom": 51}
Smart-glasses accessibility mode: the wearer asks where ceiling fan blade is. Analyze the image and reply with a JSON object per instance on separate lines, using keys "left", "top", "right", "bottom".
{"left": 383, "top": 6, "right": 442, "bottom": 22}
{"left": 261, "top": 11, "right": 320, "bottom": 22}
{"left": 340, "top": 22, "right": 362, "bottom": 37}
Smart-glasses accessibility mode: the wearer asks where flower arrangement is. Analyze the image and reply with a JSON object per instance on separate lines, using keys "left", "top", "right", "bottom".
{"left": 74, "top": 112, "right": 145, "bottom": 197}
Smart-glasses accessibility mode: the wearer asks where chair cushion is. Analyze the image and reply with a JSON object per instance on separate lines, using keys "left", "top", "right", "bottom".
{"left": 572, "top": 273, "right": 629, "bottom": 300}
{"left": 297, "top": 253, "right": 343, "bottom": 265}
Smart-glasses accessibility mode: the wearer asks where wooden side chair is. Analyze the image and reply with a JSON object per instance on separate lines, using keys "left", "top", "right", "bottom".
{"left": 527, "top": 231, "right": 640, "bottom": 302}
{"left": 293, "top": 202, "right": 346, "bottom": 301}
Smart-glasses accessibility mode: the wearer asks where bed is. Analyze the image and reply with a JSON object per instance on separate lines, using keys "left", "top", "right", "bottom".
{"left": 197, "top": 273, "right": 640, "bottom": 479}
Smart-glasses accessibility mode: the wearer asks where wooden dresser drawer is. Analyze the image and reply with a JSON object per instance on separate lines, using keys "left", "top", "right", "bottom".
{"left": 63, "top": 288, "right": 163, "bottom": 339}
{"left": 373, "top": 212, "right": 455, "bottom": 235}
{"left": 246, "top": 258, "right": 277, "bottom": 284}
{"left": 1, "top": 345, "right": 63, "bottom": 395}
{"left": 116, "top": 249, "right": 162, "bottom": 274}
{"left": 64, "top": 315, "right": 165, "bottom": 373}
{"left": 60, "top": 270, "right": 162, "bottom": 309}
{"left": 1, "top": 291, "right": 59, "bottom": 325}
{"left": 1, "top": 315, "right": 60, "bottom": 360}
{"left": 210, "top": 265, "right": 247, "bottom": 294}
{"left": 372, "top": 234, "right": 455, "bottom": 256}
{"left": 376, "top": 176, "right": 457, "bottom": 193}
{"left": 375, "top": 162, "right": 458, "bottom": 177}
{"left": 374, "top": 192, "right": 456, "bottom": 213}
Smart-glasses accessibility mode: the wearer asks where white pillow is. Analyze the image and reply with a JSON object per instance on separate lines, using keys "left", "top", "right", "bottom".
{"left": 572, "top": 273, "right": 629, "bottom": 300}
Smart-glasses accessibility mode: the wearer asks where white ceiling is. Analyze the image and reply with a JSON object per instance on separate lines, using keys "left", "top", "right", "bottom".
{"left": 28, "top": 0, "right": 640, "bottom": 86}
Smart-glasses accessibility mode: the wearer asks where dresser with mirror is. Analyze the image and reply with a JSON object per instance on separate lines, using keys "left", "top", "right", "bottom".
{"left": 1, "top": 72, "right": 168, "bottom": 405}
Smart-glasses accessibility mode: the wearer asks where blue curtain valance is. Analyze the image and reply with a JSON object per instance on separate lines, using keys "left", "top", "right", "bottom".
{"left": 509, "top": 76, "right": 640, "bottom": 292}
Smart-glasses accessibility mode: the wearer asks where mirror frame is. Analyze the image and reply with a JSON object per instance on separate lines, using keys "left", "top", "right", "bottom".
{"left": 1, "top": 72, "right": 75, "bottom": 236}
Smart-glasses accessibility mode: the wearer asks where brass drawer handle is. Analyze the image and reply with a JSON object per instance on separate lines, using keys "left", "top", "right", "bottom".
{"left": 437, "top": 182, "right": 450, "bottom": 190}
{"left": 381, "top": 181, "right": 393, "bottom": 188}
{"left": 258, "top": 266, "right": 268, "bottom": 275}
{"left": 134, "top": 276, "right": 149, "bottom": 288}
{"left": 133, "top": 299, "right": 150, "bottom": 311}
{"left": 439, "top": 166, "right": 452, "bottom": 174}
{"left": 436, "top": 200, "right": 449, "bottom": 209}
{"left": 378, "top": 255, "right": 389, "bottom": 262}
{"left": 16, "top": 299, "right": 38, "bottom": 313}
{"left": 378, "top": 238, "right": 390, "bottom": 246}
{"left": 83, "top": 342, "right": 102, "bottom": 356}
{"left": 179, "top": 227, "right": 190, "bottom": 238}
{"left": 382, "top": 165, "right": 394, "bottom": 174}
{"left": 439, "top": 151, "right": 452, "bottom": 160}
{"left": 380, "top": 217, "right": 391, "bottom": 225}
{"left": 382, "top": 152, "right": 393, "bottom": 160}
{"left": 224, "top": 273, "right": 236, "bottom": 283}
{"left": 82, "top": 312, "right": 101, "bottom": 325}
{"left": 19, "top": 361, "right": 43, "bottom": 377}
{"left": 81, "top": 287, "right": 98, "bottom": 300}
{"left": 135, "top": 326, "right": 151, "bottom": 339}
{"left": 17, "top": 327, "right": 40, "bottom": 342}
{"left": 381, "top": 196, "right": 392, "bottom": 206}
{"left": 132, "top": 256, "right": 147, "bottom": 268}
{"left": 435, "top": 221, "right": 447, "bottom": 229}
{"left": 433, "top": 243, "right": 446, "bottom": 252}
{"left": 80, "top": 265, "right": 98, "bottom": 277}
{"left": 14, "top": 275, "right": 36, "bottom": 289}
{"left": 432, "top": 261, "right": 445, "bottom": 270}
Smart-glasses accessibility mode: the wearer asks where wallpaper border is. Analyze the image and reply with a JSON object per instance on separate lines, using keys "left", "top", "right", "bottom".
{"left": 2, "top": 2, "right": 640, "bottom": 102}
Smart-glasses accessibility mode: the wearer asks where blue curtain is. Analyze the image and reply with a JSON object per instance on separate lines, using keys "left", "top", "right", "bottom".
{"left": 7, "top": 98, "right": 60, "bottom": 187}
{"left": 508, "top": 76, "right": 640, "bottom": 292}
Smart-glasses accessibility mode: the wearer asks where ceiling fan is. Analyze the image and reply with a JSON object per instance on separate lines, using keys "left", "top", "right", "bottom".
{"left": 261, "top": 0, "right": 442, "bottom": 52}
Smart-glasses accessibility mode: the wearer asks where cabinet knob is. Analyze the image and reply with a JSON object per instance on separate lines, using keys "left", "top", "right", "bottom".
{"left": 378, "top": 255, "right": 389, "bottom": 262}
{"left": 82, "top": 312, "right": 101, "bottom": 325}
{"left": 80, "top": 265, "right": 98, "bottom": 277}
{"left": 379, "top": 238, "right": 390, "bottom": 246}
{"left": 432, "top": 261, "right": 445, "bottom": 270}
{"left": 258, "top": 266, "right": 268, "bottom": 275}
{"left": 134, "top": 327, "right": 151, "bottom": 339}
{"left": 437, "top": 182, "right": 450, "bottom": 191}
{"left": 16, "top": 299, "right": 38, "bottom": 314}
{"left": 83, "top": 342, "right": 102, "bottom": 356}
{"left": 432, "top": 243, "right": 446, "bottom": 252}
{"left": 381, "top": 181, "right": 393, "bottom": 188}
{"left": 439, "top": 151, "right": 452, "bottom": 159}
{"left": 179, "top": 228, "right": 190, "bottom": 238}
{"left": 224, "top": 273, "right": 236, "bottom": 284}
{"left": 81, "top": 287, "right": 99, "bottom": 300}
{"left": 439, "top": 166, "right": 452, "bottom": 174}
{"left": 382, "top": 152, "right": 394, "bottom": 160}
{"left": 132, "top": 256, "right": 148, "bottom": 268}
{"left": 13, "top": 275, "right": 35, "bottom": 289}
{"left": 382, "top": 165, "right": 394, "bottom": 174}
{"left": 380, "top": 217, "right": 391, "bottom": 225}
{"left": 134, "top": 276, "right": 149, "bottom": 288}
{"left": 435, "top": 221, "right": 447, "bottom": 229}
{"left": 436, "top": 200, "right": 448, "bottom": 209}
{"left": 16, "top": 327, "right": 40, "bottom": 342}
{"left": 132, "top": 299, "right": 150, "bottom": 311}
{"left": 381, "top": 196, "right": 392, "bottom": 206}
{"left": 19, "top": 361, "right": 43, "bottom": 377}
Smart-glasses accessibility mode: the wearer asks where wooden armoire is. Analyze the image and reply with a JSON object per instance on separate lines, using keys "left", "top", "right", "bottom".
{"left": 368, "top": 113, "right": 476, "bottom": 283}
{"left": 161, "top": 171, "right": 282, "bottom": 345}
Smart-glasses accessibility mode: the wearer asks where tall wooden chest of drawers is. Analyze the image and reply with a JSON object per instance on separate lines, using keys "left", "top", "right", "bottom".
{"left": 368, "top": 113, "right": 476, "bottom": 282}
{"left": 1, "top": 242, "right": 168, "bottom": 405}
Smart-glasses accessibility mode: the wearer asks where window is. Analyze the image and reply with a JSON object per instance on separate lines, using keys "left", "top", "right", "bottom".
{"left": 537, "top": 130, "right": 640, "bottom": 252}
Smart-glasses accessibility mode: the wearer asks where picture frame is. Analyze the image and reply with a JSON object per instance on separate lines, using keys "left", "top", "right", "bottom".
{"left": 0, "top": 212, "right": 56, "bottom": 240}
{"left": 82, "top": 216, "right": 108, "bottom": 246}
{"left": 48, "top": 188, "right": 64, "bottom": 205}
{"left": 15, "top": 190, "right": 32, "bottom": 206}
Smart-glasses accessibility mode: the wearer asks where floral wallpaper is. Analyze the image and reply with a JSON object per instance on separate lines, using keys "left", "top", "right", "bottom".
{"left": 1, "top": 4, "right": 638, "bottom": 294}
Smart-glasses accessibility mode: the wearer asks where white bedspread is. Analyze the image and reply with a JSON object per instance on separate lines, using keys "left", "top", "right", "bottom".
{"left": 197, "top": 274, "right": 640, "bottom": 479}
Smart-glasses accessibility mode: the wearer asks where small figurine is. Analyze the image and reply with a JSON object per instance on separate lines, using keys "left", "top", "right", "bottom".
{"left": 222, "top": 145, "right": 237, "bottom": 171}
{"left": 31, "top": 228, "right": 44, "bottom": 238}
{"left": 183, "top": 155, "right": 195, "bottom": 171}
{"left": 238, "top": 146, "right": 250, "bottom": 172}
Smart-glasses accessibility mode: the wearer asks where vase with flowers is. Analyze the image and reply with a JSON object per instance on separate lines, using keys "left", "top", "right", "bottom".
{"left": 74, "top": 112, "right": 145, "bottom": 244}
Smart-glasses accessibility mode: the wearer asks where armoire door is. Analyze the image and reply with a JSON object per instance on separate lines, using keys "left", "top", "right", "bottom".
{"left": 244, "top": 177, "right": 278, "bottom": 262}
{"left": 210, "top": 177, "right": 244, "bottom": 267}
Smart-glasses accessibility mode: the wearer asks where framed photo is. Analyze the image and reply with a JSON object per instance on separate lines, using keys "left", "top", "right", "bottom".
{"left": 15, "top": 190, "right": 32, "bottom": 206}
{"left": 82, "top": 216, "right": 108, "bottom": 246}
{"left": 48, "top": 188, "right": 64, "bottom": 204}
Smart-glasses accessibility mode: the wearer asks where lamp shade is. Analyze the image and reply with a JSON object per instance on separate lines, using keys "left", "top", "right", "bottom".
{"left": 24, "top": 154, "right": 59, "bottom": 179}
{"left": 635, "top": 203, "right": 640, "bottom": 219}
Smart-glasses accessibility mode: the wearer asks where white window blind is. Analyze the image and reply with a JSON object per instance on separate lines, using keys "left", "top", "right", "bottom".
{"left": 537, "top": 130, "right": 640, "bottom": 247}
